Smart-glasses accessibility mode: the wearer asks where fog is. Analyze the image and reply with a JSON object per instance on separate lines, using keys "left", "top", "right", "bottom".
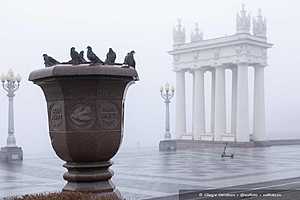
{"left": 0, "top": 0, "right": 299, "bottom": 156}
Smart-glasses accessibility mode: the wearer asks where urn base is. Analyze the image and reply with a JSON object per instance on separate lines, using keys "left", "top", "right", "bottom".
{"left": 63, "top": 161, "right": 123, "bottom": 199}
{"left": 64, "top": 183, "right": 123, "bottom": 200}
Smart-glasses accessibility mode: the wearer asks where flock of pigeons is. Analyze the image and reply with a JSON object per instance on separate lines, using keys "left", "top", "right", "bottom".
{"left": 43, "top": 46, "right": 136, "bottom": 68}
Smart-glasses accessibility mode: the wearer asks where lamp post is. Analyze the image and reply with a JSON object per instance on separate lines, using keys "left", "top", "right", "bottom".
{"left": 0, "top": 69, "right": 23, "bottom": 161}
{"left": 160, "top": 83, "right": 175, "bottom": 139}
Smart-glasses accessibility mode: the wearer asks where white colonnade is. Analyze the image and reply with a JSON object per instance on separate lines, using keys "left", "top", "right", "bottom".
{"left": 175, "top": 64, "right": 266, "bottom": 142}
{"left": 171, "top": 5, "right": 272, "bottom": 142}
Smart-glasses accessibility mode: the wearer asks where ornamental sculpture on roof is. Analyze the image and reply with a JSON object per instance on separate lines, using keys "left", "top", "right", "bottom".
{"left": 236, "top": 4, "right": 251, "bottom": 34}
{"left": 191, "top": 22, "right": 203, "bottom": 42}
{"left": 253, "top": 9, "right": 267, "bottom": 38}
{"left": 173, "top": 19, "right": 186, "bottom": 45}
{"left": 173, "top": 4, "right": 267, "bottom": 46}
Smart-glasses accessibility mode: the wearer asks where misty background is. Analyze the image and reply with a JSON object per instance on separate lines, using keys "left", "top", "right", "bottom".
{"left": 0, "top": 0, "right": 299, "bottom": 156}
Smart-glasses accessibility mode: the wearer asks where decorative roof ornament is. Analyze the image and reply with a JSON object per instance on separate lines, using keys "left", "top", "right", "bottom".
{"left": 236, "top": 4, "right": 251, "bottom": 34}
{"left": 191, "top": 23, "right": 203, "bottom": 42}
{"left": 173, "top": 18, "right": 186, "bottom": 45}
{"left": 253, "top": 9, "right": 267, "bottom": 38}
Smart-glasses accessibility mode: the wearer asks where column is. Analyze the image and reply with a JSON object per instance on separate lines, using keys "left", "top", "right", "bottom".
{"left": 175, "top": 70, "right": 186, "bottom": 139}
{"left": 192, "top": 69, "right": 205, "bottom": 139}
{"left": 236, "top": 63, "right": 250, "bottom": 142}
{"left": 7, "top": 93, "right": 16, "bottom": 147}
{"left": 192, "top": 72, "right": 196, "bottom": 139}
{"left": 165, "top": 97, "right": 171, "bottom": 139}
{"left": 231, "top": 67, "right": 238, "bottom": 140}
{"left": 253, "top": 66, "right": 266, "bottom": 141}
{"left": 214, "top": 67, "right": 226, "bottom": 141}
{"left": 210, "top": 69, "right": 216, "bottom": 135}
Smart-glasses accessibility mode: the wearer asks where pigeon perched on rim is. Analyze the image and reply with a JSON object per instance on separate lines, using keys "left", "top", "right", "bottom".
{"left": 87, "top": 46, "right": 104, "bottom": 65}
{"left": 79, "top": 50, "right": 87, "bottom": 62}
{"left": 105, "top": 48, "right": 116, "bottom": 65}
{"left": 123, "top": 50, "right": 136, "bottom": 68}
{"left": 70, "top": 47, "right": 85, "bottom": 65}
{"left": 43, "top": 54, "right": 60, "bottom": 67}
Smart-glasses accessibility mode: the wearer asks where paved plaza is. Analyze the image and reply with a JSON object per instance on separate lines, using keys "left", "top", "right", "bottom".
{"left": 1, "top": 145, "right": 300, "bottom": 199}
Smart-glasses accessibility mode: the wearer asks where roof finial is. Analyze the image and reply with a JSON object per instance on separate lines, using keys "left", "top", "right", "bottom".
{"left": 177, "top": 18, "right": 182, "bottom": 29}
{"left": 236, "top": 4, "right": 251, "bottom": 34}
{"left": 242, "top": 3, "right": 246, "bottom": 12}
{"left": 258, "top": 8, "right": 262, "bottom": 16}
{"left": 173, "top": 18, "right": 186, "bottom": 45}
{"left": 195, "top": 22, "right": 199, "bottom": 32}
{"left": 253, "top": 9, "right": 267, "bottom": 39}
{"left": 191, "top": 22, "right": 203, "bottom": 42}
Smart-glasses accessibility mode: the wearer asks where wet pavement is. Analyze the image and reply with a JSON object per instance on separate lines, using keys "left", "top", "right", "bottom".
{"left": 1, "top": 145, "right": 300, "bottom": 199}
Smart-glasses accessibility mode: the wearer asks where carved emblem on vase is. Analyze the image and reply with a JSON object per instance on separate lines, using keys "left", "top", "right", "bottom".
{"left": 70, "top": 104, "right": 95, "bottom": 129}
{"left": 49, "top": 102, "right": 63, "bottom": 130}
{"left": 97, "top": 85, "right": 121, "bottom": 98}
{"left": 98, "top": 102, "right": 120, "bottom": 130}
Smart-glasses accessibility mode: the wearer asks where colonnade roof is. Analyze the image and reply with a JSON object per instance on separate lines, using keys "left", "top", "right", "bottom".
{"left": 169, "top": 33, "right": 273, "bottom": 55}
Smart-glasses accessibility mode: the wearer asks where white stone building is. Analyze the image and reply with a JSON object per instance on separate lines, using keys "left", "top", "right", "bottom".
{"left": 169, "top": 5, "right": 273, "bottom": 142}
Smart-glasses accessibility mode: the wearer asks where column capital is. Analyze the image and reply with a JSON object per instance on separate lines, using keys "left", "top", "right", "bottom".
{"left": 188, "top": 69, "right": 194, "bottom": 74}
{"left": 236, "top": 62, "right": 249, "bottom": 67}
{"left": 173, "top": 68, "right": 187, "bottom": 73}
{"left": 211, "top": 64, "right": 226, "bottom": 69}
{"left": 193, "top": 68, "right": 206, "bottom": 73}
{"left": 230, "top": 66, "right": 238, "bottom": 71}
{"left": 253, "top": 64, "right": 267, "bottom": 68}
{"left": 208, "top": 67, "right": 216, "bottom": 73}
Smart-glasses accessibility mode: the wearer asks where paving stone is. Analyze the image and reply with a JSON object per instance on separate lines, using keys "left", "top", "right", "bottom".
{"left": 1, "top": 146, "right": 300, "bottom": 199}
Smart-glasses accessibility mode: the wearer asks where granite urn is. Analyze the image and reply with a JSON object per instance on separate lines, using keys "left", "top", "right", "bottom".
{"left": 29, "top": 64, "right": 138, "bottom": 199}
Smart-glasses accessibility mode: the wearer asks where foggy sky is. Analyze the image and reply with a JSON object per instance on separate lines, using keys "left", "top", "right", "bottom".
{"left": 0, "top": 0, "right": 299, "bottom": 155}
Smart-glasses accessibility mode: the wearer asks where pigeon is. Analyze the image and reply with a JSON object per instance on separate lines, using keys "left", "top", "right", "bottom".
{"left": 123, "top": 53, "right": 130, "bottom": 68}
{"left": 87, "top": 46, "right": 104, "bottom": 64}
{"left": 105, "top": 48, "right": 116, "bottom": 65}
{"left": 123, "top": 50, "right": 136, "bottom": 68}
{"left": 70, "top": 47, "right": 85, "bottom": 65}
{"left": 43, "top": 54, "right": 60, "bottom": 67}
{"left": 79, "top": 50, "right": 87, "bottom": 62}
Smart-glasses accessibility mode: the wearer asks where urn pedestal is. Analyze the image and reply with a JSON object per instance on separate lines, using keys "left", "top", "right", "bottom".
{"left": 29, "top": 64, "right": 138, "bottom": 199}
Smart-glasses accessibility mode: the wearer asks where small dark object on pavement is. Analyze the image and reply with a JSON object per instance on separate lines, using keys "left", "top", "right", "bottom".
{"left": 221, "top": 143, "right": 234, "bottom": 158}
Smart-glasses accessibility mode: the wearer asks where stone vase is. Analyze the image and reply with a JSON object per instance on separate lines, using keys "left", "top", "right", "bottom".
{"left": 29, "top": 64, "right": 138, "bottom": 199}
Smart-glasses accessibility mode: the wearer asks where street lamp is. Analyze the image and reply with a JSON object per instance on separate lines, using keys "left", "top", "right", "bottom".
{"left": 160, "top": 83, "right": 175, "bottom": 139}
{"left": 0, "top": 69, "right": 23, "bottom": 161}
